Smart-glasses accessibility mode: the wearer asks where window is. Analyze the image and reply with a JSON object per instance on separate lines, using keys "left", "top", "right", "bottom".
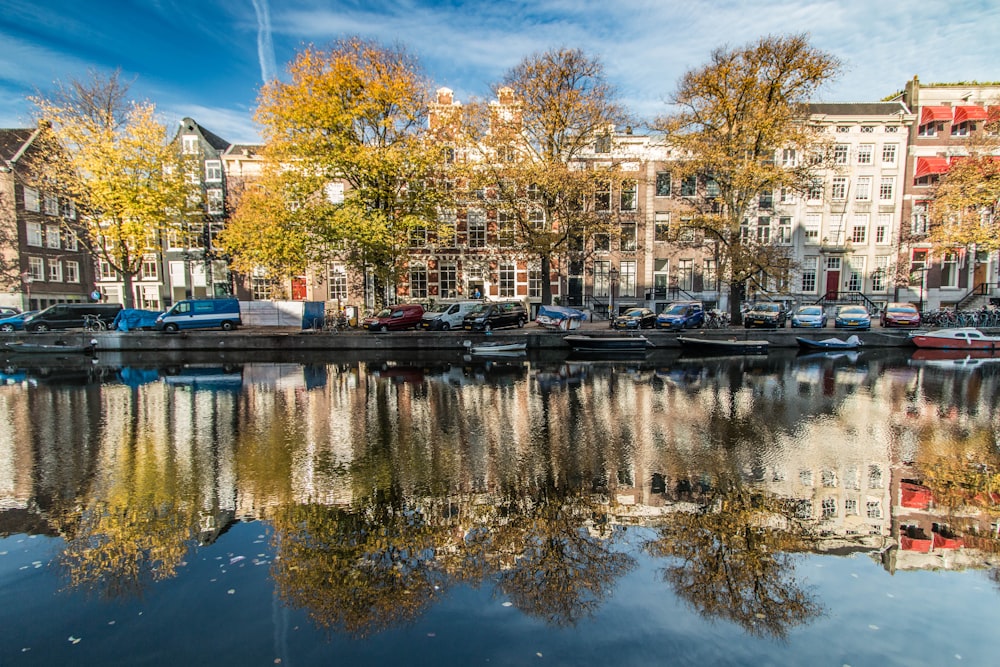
{"left": 866, "top": 501, "right": 882, "bottom": 519}
{"left": 29, "top": 256, "right": 44, "bottom": 281}
{"left": 860, "top": 126, "right": 875, "bottom": 133}
{"left": 620, "top": 223, "right": 636, "bottom": 252}
{"left": 45, "top": 224, "right": 61, "bottom": 249}
{"left": 758, "top": 190, "right": 773, "bottom": 209}
{"left": 593, "top": 260, "right": 610, "bottom": 297}
{"left": 757, "top": 216, "right": 771, "bottom": 242}
{"left": 845, "top": 498, "right": 858, "bottom": 515}
{"left": 941, "top": 251, "right": 959, "bottom": 288}
{"left": 205, "top": 160, "right": 222, "bottom": 182}
{"left": 703, "top": 258, "right": 717, "bottom": 288}
{"left": 528, "top": 265, "right": 541, "bottom": 299}
{"left": 918, "top": 123, "right": 938, "bottom": 137}
{"left": 140, "top": 285, "right": 160, "bottom": 310}
{"left": 593, "top": 234, "right": 610, "bottom": 253}
{"left": 855, "top": 176, "right": 872, "bottom": 201}
{"left": 498, "top": 263, "right": 515, "bottom": 298}
{"left": 325, "top": 182, "right": 345, "bottom": 204}
{"left": 23, "top": 186, "right": 40, "bottom": 212}
{"left": 780, "top": 188, "right": 795, "bottom": 205}
{"left": 677, "top": 258, "right": 694, "bottom": 291}
{"left": 409, "top": 265, "right": 427, "bottom": 298}
{"left": 438, "top": 264, "right": 457, "bottom": 299}
{"left": 182, "top": 135, "right": 198, "bottom": 154}
{"left": 851, "top": 214, "right": 868, "bottom": 244}
{"left": 801, "top": 257, "right": 817, "bottom": 293}
{"left": 327, "top": 263, "right": 347, "bottom": 301}
{"left": 47, "top": 258, "right": 62, "bottom": 282}
{"left": 857, "top": 144, "right": 874, "bottom": 165}
{"left": 879, "top": 177, "right": 894, "bottom": 201}
{"left": 821, "top": 497, "right": 837, "bottom": 518}
{"left": 836, "top": 126, "right": 850, "bottom": 133}
{"left": 206, "top": 189, "right": 224, "bottom": 214}
{"left": 872, "top": 256, "right": 889, "bottom": 291}
{"left": 619, "top": 260, "right": 636, "bottom": 298}
{"left": 529, "top": 209, "right": 545, "bottom": 230}
{"left": 64, "top": 232, "right": 78, "bottom": 251}
{"left": 27, "top": 222, "right": 43, "bottom": 246}
{"left": 620, "top": 180, "right": 637, "bottom": 211}
{"left": 777, "top": 217, "right": 792, "bottom": 244}
{"left": 911, "top": 203, "right": 929, "bottom": 235}
{"left": 882, "top": 143, "right": 897, "bottom": 165}
{"left": 807, "top": 179, "right": 823, "bottom": 201}
{"left": 951, "top": 121, "right": 972, "bottom": 137}
{"left": 782, "top": 148, "right": 797, "bottom": 166}
{"left": 846, "top": 263, "right": 863, "bottom": 291}
{"left": 655, "top": 171, "right": 671, "bottom": 196}
{"left": 834, "top": 144, "right": 849, "bottom": 164}
{"left": 65, "top": 260, "right": 79, "bottom": 283}
{"left": 467, "top": 209, "right": 486, "bottom": 248}
{"left": 680, "top": 176, "right": 697, "bottom": 197}
{"left": 804, "top": 214, "right": 821, "bottom": 243}
{"left": 595, "top": 181, "right": 611, "bottom": 211}
{"left": 409, "top": 225, "right": 427, "bottom": 247}
{"left": 868, "top": 465, "right": 883, "bottom": 489}
{"left": 831, "top": 177, "right": 847, "bottom": 200}
{"left": 705, "top": 177, "right": 720, "bottom": 199}
{"left": 876, "top": 214, "right": 892, "bottom": 246}
{"left": 251, "top": 276, "right": 273, "bottom": 300}
{"left": 800, "top": 469, "right": 813, "bottom": 486}
{"left": 140, "top": 254, "right": 158, "bottom": 281}
{"left": 44, "top": 193, "right": 59, "bottom": 216}
{"left": 438, "top": 208, "right": 457, "bottom": 247}
{"left": 654, "top": 212, "right": 670, "bottom": 241}
{"left": 594, "top": 134, "right": 611, "bottom": 153}
{"left": 497, "top": 211, "right": 515, "bottom": 247}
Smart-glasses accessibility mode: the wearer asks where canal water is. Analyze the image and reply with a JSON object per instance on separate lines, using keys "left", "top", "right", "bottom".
{"left": 1, "top": 347, "right": 999, "bottom": 666}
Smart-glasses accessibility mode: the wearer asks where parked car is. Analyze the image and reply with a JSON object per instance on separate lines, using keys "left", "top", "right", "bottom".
{"left": 420, "top": 301, "right": 480, "bottom": 331}
{"left": 462, "top": 301, "right": 527, "bottom": 332}
{"left": 881, "top": 302, "right": 921, "bottom": 328}
{"left": 0, "top": 310, "right": 37, "bottom": 332}
{"left": 364, "top": 304, "right": 425, "bottom": 332}
{"left": 790, "top": 305, "right": 827, "bottom": 328}
{"left": 835, "top": 305, "right": 872, "bottom": 331}
{"left": 23, "top": 302, "right": 124, "bottom": 332}
{"left": 743, "top": 302, "right": 787, "bottom": 328}
{"left": 656, "top": 302, "right": 704, "bottom": 330}
{"left": 155, "top": 298, "right": 241, "bottom": 332}
{"left": 0, "top": 306, "right": 21, "bottom": 318}
{"left": 612, "top": 307, "right": 657, "bottom": 330}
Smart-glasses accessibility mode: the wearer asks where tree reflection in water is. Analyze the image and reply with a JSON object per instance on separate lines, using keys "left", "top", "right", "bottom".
{"left": 270, "top": 485, "right": 635, "bottom": 636}
{"left": 644, "top": 483, "right": 823, "bottom": 639}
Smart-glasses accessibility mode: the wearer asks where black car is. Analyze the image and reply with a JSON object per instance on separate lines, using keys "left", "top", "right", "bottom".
{"left": 743, "top": 302, "right": 787, "bottom": 329}
{"left": 612, "top": 307, "right": 657, "bottom": 330}
{"left": 462, "top": 300, "right": 528, "bottom": 331}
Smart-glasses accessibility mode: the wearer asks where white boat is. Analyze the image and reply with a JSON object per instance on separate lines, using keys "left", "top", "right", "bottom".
{"left": 909, "top": 327, "right": 1000, "bottom": 350}
{"left": 465, "top": 341, "right": 527, "bottom": 354}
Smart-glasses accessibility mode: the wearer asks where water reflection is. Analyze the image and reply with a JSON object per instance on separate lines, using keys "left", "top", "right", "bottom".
{"left": 2, "top": 348, "right": 1000, "bottom": 641}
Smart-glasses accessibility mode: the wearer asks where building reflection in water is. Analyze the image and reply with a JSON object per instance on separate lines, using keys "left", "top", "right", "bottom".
{"left": 1, "top": 350, "right": 999, "bottom": 636}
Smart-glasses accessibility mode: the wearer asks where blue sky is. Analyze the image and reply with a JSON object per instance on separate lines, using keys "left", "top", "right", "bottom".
{"left": 1, "top": 0, "right": 998, "bottom": 144}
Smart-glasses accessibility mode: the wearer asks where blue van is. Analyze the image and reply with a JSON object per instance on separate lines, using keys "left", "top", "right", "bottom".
{"left": 155, "top": 298, "right": 242, "bottom": 332}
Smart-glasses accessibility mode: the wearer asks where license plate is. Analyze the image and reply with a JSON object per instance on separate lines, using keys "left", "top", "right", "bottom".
{"left": 753, "top": 319, "right": 764, "bottom": 324}
{"left": 847, "top": 320, "right": 858, "bottom": 325}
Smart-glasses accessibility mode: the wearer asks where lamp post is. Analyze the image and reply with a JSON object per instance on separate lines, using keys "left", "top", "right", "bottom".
{"left": 609, "top": 266, "right": 619, "bottom": 320}
{"left": 20, "top": 272, "right": 32, "bottom": 311}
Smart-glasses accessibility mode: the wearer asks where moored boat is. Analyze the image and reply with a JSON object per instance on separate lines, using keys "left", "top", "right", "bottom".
{"left": 466, "top": 341, "right": 527, "bottom": 355}
{"left": 563, "top": 334, "right": 653, "bottom": 351}
{"left": 677, "top": 336, "right": 769, "bottom": 355}
{"left": 796, "top": 335, "right": 863, "bottom": 351}
{"left": 909, "top": 327, "right": 1000, "bottom": 350}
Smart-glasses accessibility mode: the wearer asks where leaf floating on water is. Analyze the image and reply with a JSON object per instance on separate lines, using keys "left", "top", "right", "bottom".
{"left": 68, "top": 636, "right": 81, "bottom": 644}
{"left": 229, "top": 556, "right": 245, "bottom": 565}
{"left": 227, "top": 589, "right": 236, "bottom": 595}
{"left": 501, "top": 602, "right": 513, "bottom": 607}
{"left": 868, "top": 624, "right": 879, "bottom": 630}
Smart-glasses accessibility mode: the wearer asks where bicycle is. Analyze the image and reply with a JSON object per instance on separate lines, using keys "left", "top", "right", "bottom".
{"left": 83, "top": 313, "right": 108, "bottom": 331}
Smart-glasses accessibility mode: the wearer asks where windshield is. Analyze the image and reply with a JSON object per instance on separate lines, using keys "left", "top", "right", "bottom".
{"left": 798, "top": 307, "right": 821, "bottom": 315}
{"left": 888, "top": 305, "right": 916, "bottom": 313}
{"left": 468, "top": 304, "right": 489, "bottom": 315}
{"left": 664, "top": 304, "right": 688, "bottom": 315}
{"left": 373, "top": 309, "right": 391, "bottom": 318}
{"left": 754, "top": 303, "right": 780, "bottom": 313}
{"left": 840, "top": 306, "right": 866, "bottom": 315}
{"left": 623, "top": 309, "right": 645, "bottom": 317}
{"left": 427, "top": 304, "right": 450, "bottom": 313}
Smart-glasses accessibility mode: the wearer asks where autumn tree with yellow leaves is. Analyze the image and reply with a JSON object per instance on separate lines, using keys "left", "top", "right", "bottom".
{"left": 29, "top": 70, "right": 200, "bottom": 308}
{"left": 455, "top": 48, "right": 629, "bottom": 305}
{"left": 657, "top": 34, "right": 841, "bottom": 322}
{"left": 226, "top": 37, "right": 451, "bottom": 305}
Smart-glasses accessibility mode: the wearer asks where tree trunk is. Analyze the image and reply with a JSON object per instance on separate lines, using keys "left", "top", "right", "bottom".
{"left": 541, "top": 254, "right": 553, "bottom": 305}
{"left": 730, "top": 279, "right": 746, "bottom": 326}
{"left": 122, "top": 272, "right": 136, "bottom": 309}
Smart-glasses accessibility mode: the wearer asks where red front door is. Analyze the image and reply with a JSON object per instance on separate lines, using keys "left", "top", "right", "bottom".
{"left": 825, "top": 271, "right": 840, "bottom": 300}
{"left": 291, "top": 277, "right": 307, "bottom": 300}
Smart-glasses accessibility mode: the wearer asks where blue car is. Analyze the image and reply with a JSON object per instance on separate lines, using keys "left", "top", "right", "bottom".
{"left": 656, "top": 302, "right": 705, "bottom": 329}
{"left": 834, "top": 305, "right": 871, "bottom": 331}
{"left": 0, "top": 310, "right": 36, "bottom": 332}
{"left": 790, "top": 305, "right": 827, "bottom": 328}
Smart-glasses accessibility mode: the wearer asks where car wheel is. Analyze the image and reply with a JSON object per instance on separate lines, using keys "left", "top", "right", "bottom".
{"left": 0, "top": 324, "right": 13, "bottom": 332}
{"left": 33, "top": 323, "right": 49, "bottom": 332}
{"left": 221, "top": 321, "right": 235, "bottom": 331}
{"left": 517, "top": 318, "right": 525, "bottom": 328}
{"left": 485, "top": 323, "right": 492, "bottom": 332}
{"left": 380, "top": 324, "right": 388, "bottom": 332}
{"left": 441, "top": 322, "right": 450, "bottom": 331}
{"left": 164, "top": 323, "right": 179, "bottom": 333}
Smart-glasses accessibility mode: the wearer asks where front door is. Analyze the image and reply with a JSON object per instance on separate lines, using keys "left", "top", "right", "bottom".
{"left": 824, "top": 271, "right": 840, "bottom": 300}
{"left": 291, "top": 277, "right": 307, "bottom": 300}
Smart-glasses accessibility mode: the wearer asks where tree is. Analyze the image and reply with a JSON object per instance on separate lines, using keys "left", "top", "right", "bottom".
{"left": 927, "top": 144, "right": 1000, "bottom": 253}
{"left": 657, "top": 35, "right": 841, "bottom": 322}
{"left": 29, "top": 70, "right": 200, "bottom": 308}
{"left": 243, "top": 37, "right": 451, "bottom": 306}
{"left": 457, "top": 48, "right": 629, "bottom": 305}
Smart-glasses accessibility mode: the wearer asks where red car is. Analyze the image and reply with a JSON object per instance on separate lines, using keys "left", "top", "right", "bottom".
{"left": 881, "top": 302, "right": 921, "bottom": 328}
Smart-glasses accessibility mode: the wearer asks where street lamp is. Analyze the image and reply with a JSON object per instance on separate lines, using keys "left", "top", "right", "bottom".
{"left": 609, "top": 266, "right": 619, "bottom": 319}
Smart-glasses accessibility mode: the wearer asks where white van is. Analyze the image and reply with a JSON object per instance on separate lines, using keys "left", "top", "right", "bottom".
{"left": 419, "top": 301, "right": 481, "bottom": 331}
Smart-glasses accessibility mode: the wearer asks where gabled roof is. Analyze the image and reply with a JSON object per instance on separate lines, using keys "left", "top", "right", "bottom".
{"left": 177, "top": 117, "right": 231, "bottom": 152}
{"left": 0, "top": 128, "right": 37, "bottom": 163}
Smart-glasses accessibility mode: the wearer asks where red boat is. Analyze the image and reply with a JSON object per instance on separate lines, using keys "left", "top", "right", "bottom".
{"left": 909, "top": 327, "right": 1000, "bottom": 350}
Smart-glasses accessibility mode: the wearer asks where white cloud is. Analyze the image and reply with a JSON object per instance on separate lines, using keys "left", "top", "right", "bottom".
{"left": 251, "top": 0, "right": 278, "bottom": 84}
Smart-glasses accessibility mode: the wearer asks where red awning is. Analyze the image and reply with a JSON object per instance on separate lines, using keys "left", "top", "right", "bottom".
{"left": 901, "top": 482, "right": 933, "bottom": 509}
{"left": 954, "top": 105, "right": 988, "bottom": 124}
{"left": 921, "top": 106, "right": 952, "bottom": 125}
{"left": 932, "top": 533, "right": 964, "bottom": 550}
{"left": 901, "top": 536, "right": 932, "bottom": 552}
{"left": 915, "top": 156, "right": 951, "bottom": 178}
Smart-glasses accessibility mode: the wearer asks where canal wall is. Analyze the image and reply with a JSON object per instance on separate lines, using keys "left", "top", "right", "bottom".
{"left": 3, "top": 325, "right": 919, "bottom": 352}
